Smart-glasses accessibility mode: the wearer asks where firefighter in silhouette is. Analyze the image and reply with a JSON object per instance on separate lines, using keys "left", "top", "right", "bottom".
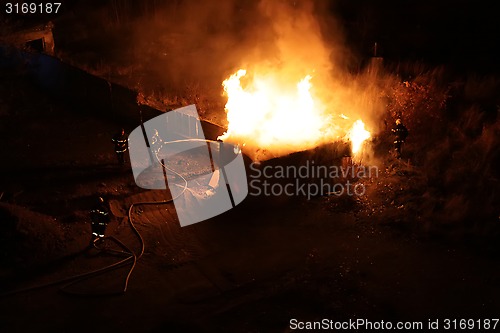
{"left": 90, "top": 196, "right": 110, "bottom": 240}
{"left": 392, "top": 119, "right": 408, "bottom": 158}
{"left": 112, "top": 128, "right": 128, "bottom": 165}
{"left": 340, "top": 140, "right": 353, "bottom": 172}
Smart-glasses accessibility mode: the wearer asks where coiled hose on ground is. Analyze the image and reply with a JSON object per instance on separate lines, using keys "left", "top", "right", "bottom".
{"left": 0, "top": 157, "right": 189, "bottom": 297}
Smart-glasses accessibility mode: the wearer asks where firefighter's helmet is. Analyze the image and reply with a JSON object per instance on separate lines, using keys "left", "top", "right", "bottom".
{"left": 396, "top": 119, "right": 402, "bottom": 125}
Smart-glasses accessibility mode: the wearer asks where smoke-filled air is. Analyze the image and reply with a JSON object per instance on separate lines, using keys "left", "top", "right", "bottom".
{"left": 125, "top": 0, "right": 385, "bottom": 160}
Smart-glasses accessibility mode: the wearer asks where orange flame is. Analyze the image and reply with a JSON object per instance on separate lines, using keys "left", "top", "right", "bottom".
{"left": 347, "top": 119, "right": 371, "bottom": 155}
{"left": 219, "top": 69, "right": 371, "bottom": 160}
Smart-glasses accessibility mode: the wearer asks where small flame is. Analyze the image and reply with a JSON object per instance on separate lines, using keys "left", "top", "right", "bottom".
{"left": 347, "top": 120, "right": 371, "bottom": 155}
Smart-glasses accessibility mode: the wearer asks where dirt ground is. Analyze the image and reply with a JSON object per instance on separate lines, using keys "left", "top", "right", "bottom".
{"left": 1, "top": 68, "right": 500, "bottom": 333}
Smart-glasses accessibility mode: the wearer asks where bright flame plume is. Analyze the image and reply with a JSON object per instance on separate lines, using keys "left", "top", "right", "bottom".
{"left": 219, "top": 69, "right": 372, "bottom": 160}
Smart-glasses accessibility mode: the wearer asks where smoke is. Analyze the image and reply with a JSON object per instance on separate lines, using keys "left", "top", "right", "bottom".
{"left": 242, "top": 0, "right": 387, "bottom": 141}
{"left": 220, "top": 0, "right": 387, "bottom": 158}
{"left": 108, "top": 0, "right": 389, "bottom": 161}
{"left": 130, "top": 1, "right": 381, "bottom": 108}
{"left": 130, "top": 0, "right": 263, "bottom": 92}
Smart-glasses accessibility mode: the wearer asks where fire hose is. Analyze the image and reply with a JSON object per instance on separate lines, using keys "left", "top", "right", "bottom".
{"left": 0, "top": 159, "right": 188, "bottom": 298}
{"left": 0, "top": 136, "right": 232, "bottom": 297}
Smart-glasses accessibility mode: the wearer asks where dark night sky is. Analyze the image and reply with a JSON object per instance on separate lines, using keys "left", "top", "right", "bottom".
{"left": 2, "top": 0, "right": 498, "bottom": 73}
{"left": 331, "top": 0, "right": 499, "bottom": 72}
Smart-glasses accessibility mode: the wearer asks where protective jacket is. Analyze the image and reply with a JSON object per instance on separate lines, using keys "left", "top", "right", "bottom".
{"left": 91, "top": 204, "right": 110, "bottom": 238}
{"left": 112, "top": 133, "right": 128, "bottom": 153}
{"left": 392, "top": 123, "right": 408, "bottom": 144}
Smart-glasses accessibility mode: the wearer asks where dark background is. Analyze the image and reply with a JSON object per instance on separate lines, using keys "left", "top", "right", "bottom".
{"left": 330, "top": 0, "right": 499, "bottom": 73}
{"left": 2, "top": 0, "right": 499, "bottom": 74}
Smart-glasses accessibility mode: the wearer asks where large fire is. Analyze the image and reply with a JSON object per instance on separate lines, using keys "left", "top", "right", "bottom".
{"left": 218, "top": 69, "right": 371, "bottom": 160}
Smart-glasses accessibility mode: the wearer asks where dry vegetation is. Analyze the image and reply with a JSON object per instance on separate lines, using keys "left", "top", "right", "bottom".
{"left": 368, "top": 63, "right": 500, "bottom": 238}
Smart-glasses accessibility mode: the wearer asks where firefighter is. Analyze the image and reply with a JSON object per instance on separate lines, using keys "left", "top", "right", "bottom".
{"left": 392, "top": 119, "right": 408, "bottom": 158}
{"left": 340, "top": 140, "right": 353, "bottom": 173}
{"left": 150, "top": 128, "right": 163, "bottom": 155}
{"left": 90, "top": 196, "right": 110, "bottom": 240}
{"left": 112, "top": 128, "right": 128, "bottom": 165}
